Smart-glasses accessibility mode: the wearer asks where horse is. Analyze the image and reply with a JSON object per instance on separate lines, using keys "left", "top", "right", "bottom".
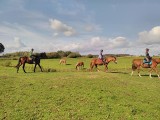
{"left": 75, "top": 62, "right": 84, "bottom": 70}
{"left": 131, "top": 58, "right": 160, "bottom": 78}
{"left": 90, "top": 56, "right": 117, "bottom": 72}
{"left": 16, "top": 55, "right": 43, "bottom": 73}
{"left": 59, "top": 59, "right": 66, "bottom": 65}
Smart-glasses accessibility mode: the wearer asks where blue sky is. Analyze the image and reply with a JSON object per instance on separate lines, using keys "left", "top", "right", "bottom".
{"left": 0, "top": 0, "right": 160, "bottom": 55}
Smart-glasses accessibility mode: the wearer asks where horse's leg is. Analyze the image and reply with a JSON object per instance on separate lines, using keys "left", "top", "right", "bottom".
{"left": 153, "top": 68, "right": 160, "bottom": 78}
{"left": 131, "top": 63, "right": 138, "bottom": 76}
{"left": 34, "top": 64, "right": 37, "bottom": 72}
{"left": 151, "top": 67, "right": 160, "bottom": 78}
{"left": 17, "top": 63, "right": 22, "bottom": 73}
{"left": 90, "top": 63, "right": 94, "bottom": 71}
{"left": 38, "top": 63, "right": 43, "bottom": 72}
{"left": 104, "top": 65, "right": 108, "bottom": 72}
{"left": 137, "top": 66, "right": 142, "bottom": 77}
{"left": 131, "top": 69, "right": 136, "bottom": 76}
{"left": 131, "top": 70, "right": 134, "bottom": 76}
{"left": 148, "top": 68, "right": 153, "bottom": 78}
{"left": 22, "top": 63, "right": 26, "bottom": 73}
{"left": 95, "top": 64, "right": 100, "bottom": 72}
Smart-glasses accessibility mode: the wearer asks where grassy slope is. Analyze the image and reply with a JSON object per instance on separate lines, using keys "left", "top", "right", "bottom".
{"left": 0, "top": 57, "right": 160, "bottom": 120}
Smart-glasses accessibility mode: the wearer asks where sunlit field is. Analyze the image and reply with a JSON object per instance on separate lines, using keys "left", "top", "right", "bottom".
{"left": 0, "top": 56, "right": 160, "bottom": 120}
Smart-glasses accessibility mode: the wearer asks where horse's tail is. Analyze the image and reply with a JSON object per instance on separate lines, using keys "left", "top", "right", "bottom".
{"left": 132, "top": 60, "right": 137, "bottom": 71}
{"left": 75, "top": 63, "right": 78, "bottom": 70}
{"left": 132, "top": 64, "right": 137, "bottom": 71}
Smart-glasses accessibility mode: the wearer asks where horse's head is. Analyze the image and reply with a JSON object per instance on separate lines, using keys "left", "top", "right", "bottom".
{"left": 106, "top": 56, "right": 117, "bottom": 64}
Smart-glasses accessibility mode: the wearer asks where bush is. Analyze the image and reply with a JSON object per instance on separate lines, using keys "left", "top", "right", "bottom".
{"left": 46, "top": 52, "right": 60, "bottom": 59}
{"left": 87, "top": 54, "right": 93, "bottom": 58}
{"left": 1, "top": 61, "right": 12, "bottom": 67}
{"left": 43, "top": 68, "right": 57, "bottom": 72}
{"left": 67, "top": 52, "right": 81, "bottom": 58}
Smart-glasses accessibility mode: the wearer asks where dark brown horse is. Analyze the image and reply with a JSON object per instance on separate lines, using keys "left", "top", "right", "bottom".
{"left": 76, "top": 61, "right": 84, "bottom": 70}
{"left": 131, "top": 58, "right": 160, "bottom": 78}
{"left": 90, "top": 56, "right": 117, "bottom": 72}
{"left": 16, "top": 55, "right": 43, "bottom": 73}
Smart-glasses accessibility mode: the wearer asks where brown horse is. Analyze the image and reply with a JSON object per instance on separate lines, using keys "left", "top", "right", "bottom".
{"left": 76, "top": 62, "right": 84, "bottom": 70}
{"left": 16, "top": 55, "right": 43, "bottom": 73}
{"left": 59, "top": 59, "right": 66, "bottom": 65}
{"left": 90, "top": 56, "right": 117, "bottom": 72}
{"left": 131, "top": 58, "right": 160, "bottom": 78}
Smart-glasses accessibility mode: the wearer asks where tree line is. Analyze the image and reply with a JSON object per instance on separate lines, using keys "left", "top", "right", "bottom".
{"left": 0, "top": 43, "right": 130, "bottom": 59}
{"left": 2, "top": 51, "right": 83, "bottom": 59}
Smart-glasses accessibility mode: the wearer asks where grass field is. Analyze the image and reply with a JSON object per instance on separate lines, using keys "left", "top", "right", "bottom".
{"left": 0, "top": 56, "right": 160, "bottom": 120}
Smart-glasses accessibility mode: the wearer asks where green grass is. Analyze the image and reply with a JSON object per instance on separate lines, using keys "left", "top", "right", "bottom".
{"left": 0, "top": 57, "right": 160, "bottom": 120}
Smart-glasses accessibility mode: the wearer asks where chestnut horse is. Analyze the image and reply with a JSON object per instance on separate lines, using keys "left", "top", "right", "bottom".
{"left": 90, "top": 56, "right": 117, "bottom": 72}
{"left": 131, "top": 58, "right": 160, "bottom": 78}
{"left": 59, "top": 59, "right": 66, "bottom": 65}
{"left": 16, "top": 55, "right": 43, "bottom": 73}
{"left": 76, "top": 62, "right": 84, "bottom": 70}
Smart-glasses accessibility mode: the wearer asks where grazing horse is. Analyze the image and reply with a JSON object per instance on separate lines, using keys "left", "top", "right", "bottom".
{"left": 76, "top": 62, "right": 84, "bottom": 70}
{"left": 59, "top": 59, "right": 66, "bottom": 65}
{"left": 90, "top": 56, "right": 117, "bottom": 72}
{"left": 16, "top": 55, "right": 43, "bottom": 73}
{"left": 131, "top": 58, "right": 160, "bottom": 78}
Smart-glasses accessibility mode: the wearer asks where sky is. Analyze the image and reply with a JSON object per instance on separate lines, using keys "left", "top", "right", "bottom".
{"left": 0, "top": 0, "right": 160, "bottom": 55}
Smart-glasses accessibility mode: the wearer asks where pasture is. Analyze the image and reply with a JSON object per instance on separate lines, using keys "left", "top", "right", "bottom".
{"left": 0, "top": 56, "right": 160, "bottom": 120}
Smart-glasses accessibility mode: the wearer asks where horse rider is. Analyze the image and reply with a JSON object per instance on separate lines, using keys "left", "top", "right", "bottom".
{"left": 98, "top": 49, "right": 106, "bottom": 64}
{"left": 145, "top": 48, "right": 151, "bottom": 62}
{"left": 29, "top": 48, "right": 35, "bottom": 62}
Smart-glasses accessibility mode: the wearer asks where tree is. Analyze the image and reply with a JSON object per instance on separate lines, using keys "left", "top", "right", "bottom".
{"left": 0, "top": 43, "right": 5, "bottom": 53}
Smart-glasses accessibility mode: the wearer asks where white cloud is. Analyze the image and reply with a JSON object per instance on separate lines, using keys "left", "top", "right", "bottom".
{"left": 63, "top": 43, "right": 82, "bottom": 51}
{"left": 49, "top": 19, "right": 76, "bottom": 37}
{"left": 90, "top": 37, "right": 103, "bottom": 46}
{"left": 90, "top": 36, "right": 129, "bottom": 49}
{"left": 48, "top": 36, "right": 130, "bottom": 55}
{"left": 110, "top": 37, "right": 130, "bottom": 48}
{"left": 13, "top": 37, "right": 26, "bottom": 48}
{"left": 5, "top": 37, "right": 30, "bottom": 53}
{"left": 84, "top": 24, "right": 102, "bottom": 32}
{"left": 138, "top": 26, "right": 160, "bottom": 44}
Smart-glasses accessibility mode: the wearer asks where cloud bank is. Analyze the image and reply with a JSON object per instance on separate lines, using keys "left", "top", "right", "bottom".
{"left": 138, "top": 26, "right": 160, "bottom": 45}
{"left": 49, "top": 19, "right": 76, "bottom": 37}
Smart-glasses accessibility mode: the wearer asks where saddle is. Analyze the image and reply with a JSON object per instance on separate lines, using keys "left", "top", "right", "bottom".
{"left": 98, "top": 59, "right": 103, "bottom": 62}
{"left": 98, "top": 58, "right": 106, "bottom": 65}
{"left": 29, "top": 57, "right": 35, "bottom": 63}
{"left": 143, "top": 58, "right": 152, "bottom": 65}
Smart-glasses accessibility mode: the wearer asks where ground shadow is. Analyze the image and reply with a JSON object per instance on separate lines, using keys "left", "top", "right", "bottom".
{"left": 108, "top": 71, "right": 129, "bottom": 74}
{"left": 141, "top": 74, "right": 158, "bottom": 78}
{"left": 66, "top": 64, "right": 72, "bottom": 65}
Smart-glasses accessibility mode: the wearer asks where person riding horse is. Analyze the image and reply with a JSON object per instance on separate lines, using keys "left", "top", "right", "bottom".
{"left": 144, "top": 48, "right": 152, "bottom": 62}
{"left": 30, "top": 48, "right": 35, "bottom": 63}
{"left": 98, "top": 49, "right": 106, "bottom": 64}
{"left": 143, "top": 48, "right": 152, "bottom": 67}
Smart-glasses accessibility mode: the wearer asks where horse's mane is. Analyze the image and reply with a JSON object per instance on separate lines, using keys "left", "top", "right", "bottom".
{"left": 106, "top": 56, "right": 116, "bottom": 59}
